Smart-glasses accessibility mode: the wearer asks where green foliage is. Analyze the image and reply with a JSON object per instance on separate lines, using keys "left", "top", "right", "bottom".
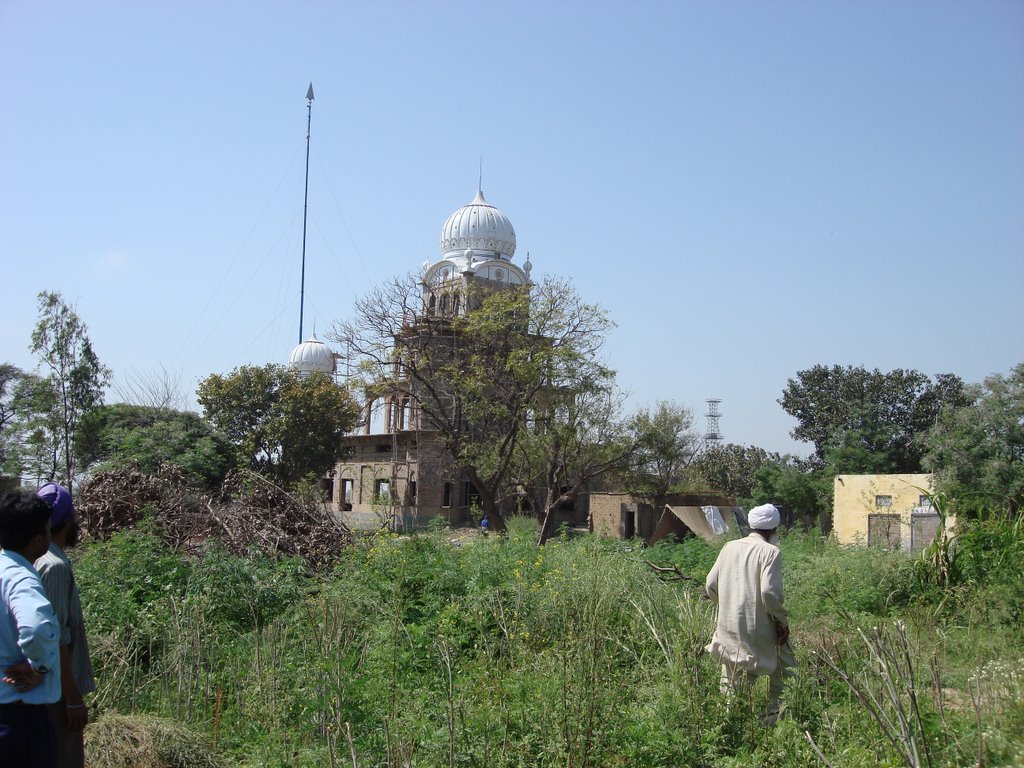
{"left": 74, "top": 519, "right": 192, "bottom": 674}
{"left": 24, "top": 291, "right": 113, "bottom": 491}
{"left": 0, "top": 363, "right": 25, "bottom": 482}
{"left": 779, "top": 364, "right": 968, "bottom": 473}
{"left": 647, "top": 533, "right": 724, "bottom": 581}
{"left": 748, "top": 461, "right": 830, "bottom": 522}
{"left": 621, "top": 400, "right": 701, "bottom": 504}
{"left": 184, "top": 546, "right": 310, "bottom": 630}
{"left": 686, "top": 442, "right": 784, "bottom": 499}
{"left": 197, "top": 364, "right": 358, "bottom": 486}
{"left": 78, "top": 518, "right": 1024, "bottom": 767}
{"left": 783, "top": 531, "right": 920, "bottom": 619}
{"left": 922, "top": 362, "right": 1024, "bottom": 515}
{"left": 940, "top": 514, "right": 1024, "bottom": 625}
{"left": 1, "top": 366, "right": 45, "bottom": 484}
{"left": 76, "top": 403, "right": 235, "bottom": 488}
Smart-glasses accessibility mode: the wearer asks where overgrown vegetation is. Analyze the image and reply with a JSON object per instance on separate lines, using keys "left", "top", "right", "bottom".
{"left": 3, "top": 290, "right": 1019, "bottom": 764}
{"left": 75, "top": 514, "right": 1023, "bottom": 767}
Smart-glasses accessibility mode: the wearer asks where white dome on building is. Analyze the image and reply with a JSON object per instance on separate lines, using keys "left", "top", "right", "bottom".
{"left": 440, "top": 189, "right": 516, "bottom": 261}
{"left": 288, "top": 333, "right": 336, "bottom": 376}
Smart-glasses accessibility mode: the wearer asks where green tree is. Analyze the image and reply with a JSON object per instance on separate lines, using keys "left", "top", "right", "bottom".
{"left": 685, "top": 443, "right": 784, "bottom": 499}
{"left": 76, "top": 403, "right": 236, "bottom": 489}
{"left": 27, "top": 292, "right": 112, "bottom": 492}
{"left": 197, "top": 365, "right": 358, "bottom": 486}
{"left": 0, "top": 364, "right": 27, "bottom": 489}
{"left": 748, "top": 460, "right": 829, "bottom": 523}
{"left": 529, "top": 383, "right": 643, "bottom": 545}
{"left": 779, "top": 365, "right": 968, "bottom": 473}
{"left": 922, "top": 363, "right": 1024, "bottom": 515}
{"left": 3, "top": 372, "right": 56, "bottom": 486}
{"left": 461, "top": 277, "right": 640, "bottom": 544}
{"left": 0, "top": 364, "right": 21, "bottom": 435}
{"left": 620, "top": 401, "right": 701, "bottom": 509}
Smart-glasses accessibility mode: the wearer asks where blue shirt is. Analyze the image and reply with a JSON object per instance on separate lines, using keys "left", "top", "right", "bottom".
{"left": 0, "top": 549, "right": 61, "bottom": 704}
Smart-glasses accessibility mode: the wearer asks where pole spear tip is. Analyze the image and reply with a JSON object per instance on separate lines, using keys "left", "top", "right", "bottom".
{"left": 306, "top": 83, "right": 315, "bottom": 101}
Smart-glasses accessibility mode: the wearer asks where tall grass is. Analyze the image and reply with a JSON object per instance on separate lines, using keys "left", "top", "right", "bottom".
{"left": 74, "top": 519, "right": 1024, "bottom": 767}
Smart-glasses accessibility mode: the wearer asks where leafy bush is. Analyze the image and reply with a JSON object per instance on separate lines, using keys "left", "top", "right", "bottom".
{"left": 782, "top": 531, "right": 920, "bottom": 619}
{"left": 184, "top": 546, "right": 309, "bottom": 630}
{"left": 646, "top": 532, "right": 724, "bottom": 581}
{"left": 75, "top": 520, "right": 191, "bottom": 645}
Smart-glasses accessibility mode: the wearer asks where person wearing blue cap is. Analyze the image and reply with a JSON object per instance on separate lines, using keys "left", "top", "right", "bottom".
{"left": 0, "top": 490, "right": 61, "bottom": 767}
{"left": 705, "top": 503, "right": 794, "bottom": 724}
{"left": 35, "top": 483, "right": 94, "bottom": 768}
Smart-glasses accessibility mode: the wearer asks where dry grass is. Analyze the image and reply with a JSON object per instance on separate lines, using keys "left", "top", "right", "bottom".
{"left": 85, "top": 713, "right": 224, "bottom": 768}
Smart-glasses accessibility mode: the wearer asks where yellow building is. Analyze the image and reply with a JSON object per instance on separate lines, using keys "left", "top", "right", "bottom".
{"left": 833, "top": 473, "right": 950, "bottom": 553}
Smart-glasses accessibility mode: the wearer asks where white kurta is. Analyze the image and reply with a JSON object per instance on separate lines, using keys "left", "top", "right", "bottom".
{"left": 705, "top": 532, "right": 788, "bottom": 676}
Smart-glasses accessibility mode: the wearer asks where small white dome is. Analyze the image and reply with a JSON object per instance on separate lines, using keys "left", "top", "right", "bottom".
{"left": 440, "top": 189, "right": 516, "bottom": 261}
{"left": 288, "top": 333, "right": 335, "bottom": 375}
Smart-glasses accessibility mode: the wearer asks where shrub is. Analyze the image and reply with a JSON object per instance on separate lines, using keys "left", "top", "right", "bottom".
{"left": 77, "top": 517, "right": 1024, "bottom": 767}
{"left": 75, "top": 521, "right": 191, "bottom": 646}
{"left": 782, "top": 531, "right": 919, "bottom": 619}
{"left": 184, "top": 545, "right": 309, "bottom": 630}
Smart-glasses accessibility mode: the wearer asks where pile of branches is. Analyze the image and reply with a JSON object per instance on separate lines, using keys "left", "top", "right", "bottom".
{"left": 76, "top": 463, "right": 351, "bottom": 568}
{"left": 216, "top": 469, "right": 353, "bottom": 567}
{"left": 76, "top": 462, "right": 197, "bottom": 541}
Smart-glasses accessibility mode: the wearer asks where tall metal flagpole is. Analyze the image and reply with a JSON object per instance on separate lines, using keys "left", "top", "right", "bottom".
{"left": 299, "top": 82, "right": 314, "bottom": 344}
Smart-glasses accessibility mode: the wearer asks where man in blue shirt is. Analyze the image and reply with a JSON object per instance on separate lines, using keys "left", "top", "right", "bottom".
{"left": 0, "top": 490, "right": 61, "bottom": 767}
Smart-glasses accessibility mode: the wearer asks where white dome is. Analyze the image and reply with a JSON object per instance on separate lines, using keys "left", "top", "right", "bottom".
{"left": 440, "top": 189, "right": 516, "bottom": 261}
{"left": 288, "top": 333, "right": 335, "bottom": 375}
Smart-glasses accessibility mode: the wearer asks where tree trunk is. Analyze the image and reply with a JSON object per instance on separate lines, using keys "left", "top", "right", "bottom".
{"left": 537, "top": 489, "right": 563, "bottom": 546}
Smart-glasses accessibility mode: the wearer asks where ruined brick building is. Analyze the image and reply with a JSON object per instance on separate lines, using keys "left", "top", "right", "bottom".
{"left": 292, "top": 188, "right": 534, "bottom": 529}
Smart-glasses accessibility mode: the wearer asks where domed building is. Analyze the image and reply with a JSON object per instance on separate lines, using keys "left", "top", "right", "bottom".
{"left": 421, "top": 188, "right": 531, "bottom": 319}
{"left": 330, "top": 188, "right": 537, "bottom": 530}
{"left": 288, "top": 332, "right": 336, "bottom": 377}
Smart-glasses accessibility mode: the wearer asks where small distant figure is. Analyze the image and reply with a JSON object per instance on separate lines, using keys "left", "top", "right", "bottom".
{"left": 36, "top": 483, "right": 95, "bottom": 768}
{"left": 479, "top": 513, "right": 490, "bottom": 537}
{"left": 705, "top": 503, "right": 795, "bottom": 725}
{"left": 0, "top": 490, "right": 62, "bottom": 767}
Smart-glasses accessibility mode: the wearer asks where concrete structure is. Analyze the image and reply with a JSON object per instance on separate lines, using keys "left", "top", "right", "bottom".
{"left": 833, "top": 473, "right": 949, "bottom": 554}
{"left": 590, "top": 493, "right": 662, "bottom": 541}
{"left": 329, "top": 188, "right": 534, "bottom": 530}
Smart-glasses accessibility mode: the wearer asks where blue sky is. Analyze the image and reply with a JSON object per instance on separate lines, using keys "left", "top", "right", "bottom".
{"left": 2, "top": 1, "right": 1021, "bottom": 455}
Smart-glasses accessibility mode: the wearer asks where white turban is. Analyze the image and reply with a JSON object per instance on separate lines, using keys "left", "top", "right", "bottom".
{"left": 748, "top": 503, "right": 780, "bottom": 530}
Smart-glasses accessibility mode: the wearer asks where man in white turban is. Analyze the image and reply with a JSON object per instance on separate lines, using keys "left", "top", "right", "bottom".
{"left": 705, "top": 503, "right": 794, "bottom": 722}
